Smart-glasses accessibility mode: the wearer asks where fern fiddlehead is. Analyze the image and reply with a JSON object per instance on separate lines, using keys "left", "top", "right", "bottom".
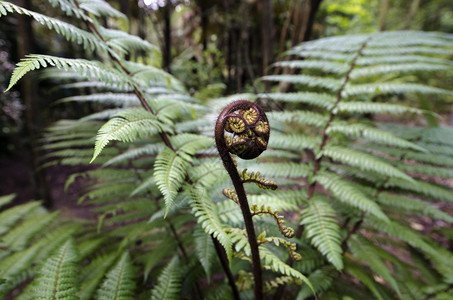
{"left": 215, "top": 100, "right": 271, "bottom": 300}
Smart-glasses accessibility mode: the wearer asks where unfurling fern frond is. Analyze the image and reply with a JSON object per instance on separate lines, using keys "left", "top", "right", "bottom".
{"left": 301, "top": 199, "right": 343, "bottom": 270}
{"left": 240, "top": 168, "right": 278, "bottom": 190}
{"left": 97, "top": 252, "right": 137, "bottom": 300}
{"left": 32, "top": 239, "right": 79, "bottom": 299}
{"left": 150, "top": 256, "right": 181, "bottom": 300}
{"left": 154, "top": 147, "right": 190, "bottom": 215}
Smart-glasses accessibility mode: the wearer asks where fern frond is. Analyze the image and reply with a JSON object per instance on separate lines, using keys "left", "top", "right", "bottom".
{"left": 91, "top": 108, "right": 170, "bottom": 162}
{"left": 0, "top": 193, "right": 15, "bottom": 209}
{"left": 7, "top": 55, "right": 131, "bottom": 91}
{"left": 0, "top": 1, "right": 108, "bottom": 54}
{"left": 272, "top": 60, "right": 348, "bottom": 74}
{"left": 350, "top": 63, "right": 451, "bottom": 79}
{"left": 268, "top": 111, "right": 328, "bottom": 128}
{"left": 260, "top": 245, "right": 315, "bottom": 294}
{"left": 171, "top": 133, "right": 213, "bottom": 157}
{"left": 385, "top": 177, "right": 453, "bottom": 203}
{"left": 194, "top": 226, "right": 214, "bottom": 279}
{"left": 78, "top": 0, "right": 126, "bottom": 19}
{"left": 249, "top": 162, "right": 311, "bottom": 179}
{"left": 150, "top": 256, "right": 181, "bottom": 300}
{"left": 32, "top": 239, "right": 79, "bottom": 299}
{"left": 2, "top": 211, "right": 59, "bottom": 251}
{"left": 356, "top": 55, "right": 453, "bottom": 66}
{"left": 348, "top": 235, "right": 401, "bottom": 295}
{"left": 377, "top": 193, "right": 453, "bottom": 223}
{"left": 154, "top": 147, "right": 190, "bottom": 216}
{"left": 344, "top": 260, "right": 385, "bottom": 300}
{"left": 397, "top": 163, "right": 453, "bottom": 179}
{"left": 315, "top": 171, "right": 388, "bottom": 221}
{"left": 103, "top": 143, "right": 164, "bottom": 167}
{"left": 343, "top": 83, "right": 453, "bottom": 97}
{"left": 270, "top": 134, "right": 320, "bottom": 152}
{"left": 362, "top": 46, "right": 453, "bottom": 56}
{"left": 100, "top": 27, "right": 159, "bottom": 54}
{"left": 189, "top": 185, "right": 233, "bottom": 262}
{"left": 45, "top": 0, "right": 88, "bottom": 20}
{"left": 263, "top": 74, "right": 342, "bottom": 92}
{"left": 322, "top": 145, "right": 413, "bottom": 181}
{"left": 79, "top": 253, "right": 120, "bottom": 300}
{"left": 57, "top": 93, "right": 138, "bottom": 106}
{"left": 327, "top": 122, "right": 425, "bottom": 151}
{"left": 259, "top": 92, "right": 336, "bottom": 109}
{"left": 296, "top": 266, "right": 336, "bottom": 300}
{"left": 97, "top": 252, "right": 137, "bottom": 300}
{"left": 0, "top": 201, "right": 44, "bottom": 235}
{"left": 301, "top": 199, "right": 343, "bottom": 270}
{"left": 335, "top": 101, "right": 426, "bottom": 116}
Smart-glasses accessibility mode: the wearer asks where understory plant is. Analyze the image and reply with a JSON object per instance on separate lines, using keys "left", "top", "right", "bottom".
{"left": 1, "top": 0, "right": 453, "bottom": 299}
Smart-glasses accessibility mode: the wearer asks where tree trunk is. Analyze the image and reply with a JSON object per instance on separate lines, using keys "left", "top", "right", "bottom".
{"left": 163, "top": 2, "right": 172, "bottom": 73}
{"left": 17, "top": 0, "right": 51, "bottom": 206}
{"left": 378, "top": 0, "right": 390, "bottom": 31}
{"left": 404, "top": 0, "right": 421, "bottom": 29}
{"left": 261, "top": 0, "right": 274, "bottom": 75}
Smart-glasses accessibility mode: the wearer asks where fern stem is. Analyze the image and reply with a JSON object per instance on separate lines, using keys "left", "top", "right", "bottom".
{"left": 216, "top": 100, "right": 273, "bottom": 300}
{"left": 212, "top": 237, "right": 242, "bottom": 300}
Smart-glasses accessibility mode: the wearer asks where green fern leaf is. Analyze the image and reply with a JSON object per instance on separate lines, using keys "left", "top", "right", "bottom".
{"left": 301, "top": 199, "right": 343, "bottom": 270}
{"left": 150, "top": 256, "right": 181, "bottom": 300}
{"left": 97, "top": 252, "right": 136, "bottom": 300}
{"left": 0, "top": 193, "right": 15, "bottom": 209}
{"left": 194, "top": 226, "right": 214, "bottom": 279}
{"left": 296, "top": 266, "right": 336, "bottom": 300}
{"left": 154, "top": 147, "right": 190, "bottom": 216}
{"left": 348, "top": 235, "right": 401, "bottom": 295}
{"left": 335, "top": 102, "right": 426, "bottom": 116}
{"left": 0, "top": 1, "right": 108, "bottom": 54}
{"left": 260, "top": 245, "right": 315, "bottom": 295}
{"left": 32, "top": 239, "right": 80, "bottom": 299}
{"left": 263, "top": 74, "right": 342, "bottom": 92}
{"left": 259, "top": 92, "right": 336, "bottom": 109}
{"left": 272, "top": 60, "right": 349, "bottom": 74}
{"left": 343, "top": 83, "right": 453, "bottom": 97}
{"left": 56, "top": 93, "right": 138, "bottom": 106}
{"left": 6, "top": 55, "right": 131, "bottom": 92}
{"left": 327, "top": 122, "right": 426, "bottom": 151}
{"left": 377, "top": 192, "right": 453, "bottom": 223}
{"left": 322, "top": 145, "right": 413, "bottom": 181}
{"left": 91, "top": 108, "right": 170, "bottom": 162}
{"left": 270, "top": 134, "right": 320, "bottom": 152}
{"left": 268, "top": 111, "right": 328, "bottom": 128}
{"left": 2, "top": 211, "right": 59, "bottom": 251}
{"left": 0, "top": 202, "right": 43, "bottom": 235}
{"left": 315, "top": 171, "right": 388, "bottom": 221}
{"left": 357, "top": 55, "right": 453, "bottom": 66}
{"left": 189, "top": 185, "right": 233, "bottom": 262}
{"left": 350, "top": 63, "right": 451, "bottom": 79}
{"left": 78, "top": 0, "right": 126, "bottom": 19}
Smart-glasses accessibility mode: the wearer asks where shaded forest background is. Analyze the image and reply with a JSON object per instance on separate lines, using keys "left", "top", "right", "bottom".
{"left": 0, "top": 0, "right": 452, "bottom": 209}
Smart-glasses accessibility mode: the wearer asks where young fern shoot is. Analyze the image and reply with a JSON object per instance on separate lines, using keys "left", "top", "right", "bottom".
{"left": 215, "top": 100, "right": 272, "bottom": 300}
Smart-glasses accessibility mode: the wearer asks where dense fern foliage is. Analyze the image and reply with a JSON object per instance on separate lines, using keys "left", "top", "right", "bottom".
{"left": 1, "top": 0, "right": 453, "bottom": 299}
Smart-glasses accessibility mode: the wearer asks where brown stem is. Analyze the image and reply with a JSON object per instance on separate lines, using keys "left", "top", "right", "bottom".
{"left": 212, "top": 237, "right": 241, "bottom": 300}
{"left": 215, "top": 100, "right": 271, "bottom": 300}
